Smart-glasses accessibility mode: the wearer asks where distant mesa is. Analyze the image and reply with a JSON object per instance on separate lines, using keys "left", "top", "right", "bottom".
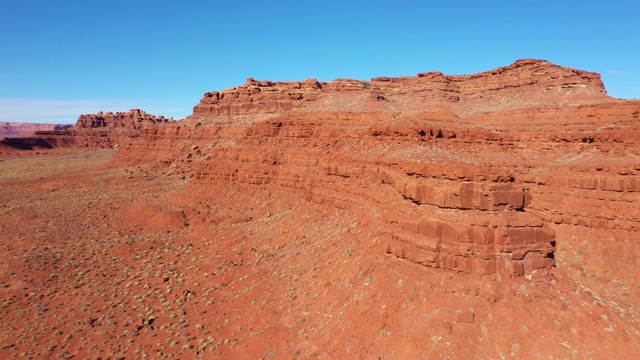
{"left": 74, "top": 108, "right": 174, "bottom": 130}
{"left": 0, "top": 109, "right": 174, "bottom": 153}
{"left": 0, "top": 122, "right": 72, "bottom": 138}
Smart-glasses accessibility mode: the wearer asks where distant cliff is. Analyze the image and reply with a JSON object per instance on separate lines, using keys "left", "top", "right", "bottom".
{"left": 0, "top": 122, "right": 72, "bottom": 138}
{"left": 74, "top": 108, "right": 173, "bottom": 130}
{"left": 2, "top": 60, "right": 639, "bottom": 278}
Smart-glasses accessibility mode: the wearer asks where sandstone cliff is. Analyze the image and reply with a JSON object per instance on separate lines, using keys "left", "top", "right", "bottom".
{"left": 192, "top": 59, "right": 610, "bottom": 118}
{"left": 109, "top": 59, "right": 640, "bottom": 278}
{"left": 0, "top": 109, "right": 174, "bottom": 154}
{"left": 3, "top": 60, "right": 639, "bottom": 278}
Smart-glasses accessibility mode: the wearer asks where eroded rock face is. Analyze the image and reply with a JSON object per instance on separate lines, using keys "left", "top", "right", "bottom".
{"left": 3, "top": 60, "right": 638, "bottom": 276}
{"left": 0, "top": 109, "right": 174, "bottom": 153}
{"left": 2, "top": 59, "right": 640, "bottom": 358}
{"left": 74, "top": 109, "right": 172, "bottom": 130}
{"left": 193, "top": 77, "right": 324, "bottom": 116}
{"left": 110, "top": 59, "right": 640, "bottom": 276}
{"left": 192, "top": 59, "right": 609, "bottom": 118}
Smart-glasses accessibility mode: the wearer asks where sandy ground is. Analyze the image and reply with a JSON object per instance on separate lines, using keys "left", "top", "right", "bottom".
{"left": 1, "top": 150, "right": 639, "bottom": 359}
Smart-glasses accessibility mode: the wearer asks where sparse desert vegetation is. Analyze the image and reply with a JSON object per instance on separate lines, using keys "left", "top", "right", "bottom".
{"left": 2, "top": 60, "right": 640, "bottom": 358}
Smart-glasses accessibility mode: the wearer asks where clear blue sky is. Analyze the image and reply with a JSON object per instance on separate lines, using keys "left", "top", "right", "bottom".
{"left": 1, "top": 0, "right": 639, "bottom": 123}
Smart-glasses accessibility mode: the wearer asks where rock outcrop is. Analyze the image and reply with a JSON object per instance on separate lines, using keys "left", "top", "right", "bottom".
{"left": 192, "top": 59, "right": 610, "bottom": 118}
{"left": 74, "top": 108, "right": 173, "bottom": 130}
{"left": 3, "top": 59, "right": 638, "bottom": 277}
{"left": 109, "top": 59, "right": 640, "bottom": 277}
{"left": 0, "top": 109, "right": 174, "bottom": 154}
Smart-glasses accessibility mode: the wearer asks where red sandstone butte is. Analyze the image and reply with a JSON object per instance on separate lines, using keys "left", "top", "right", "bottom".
{"left": 1, "top": 59, "right": 639, "bottom": 359}
{"left": 0, "top": 109, "right": 174, "bottom": 154}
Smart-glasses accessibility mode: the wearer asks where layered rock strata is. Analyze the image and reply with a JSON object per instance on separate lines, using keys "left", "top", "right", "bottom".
{"left": 74, "top": 108, "right": 173, "bottom": 129}
{"left": 5, "top": 59, "right": 639, "bottom": 277}
{"left": 0, "top": 109, "right": 174, "bottom": 153}
{"left": 112, "top": 59, "right": 640, "bottom": 276}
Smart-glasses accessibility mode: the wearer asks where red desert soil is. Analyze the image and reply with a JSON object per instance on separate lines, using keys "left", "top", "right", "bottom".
{"left": 1, "top": 59, "right": 639, "bottom": 359}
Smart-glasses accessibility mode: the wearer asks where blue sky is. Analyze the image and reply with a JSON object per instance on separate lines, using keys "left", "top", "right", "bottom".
{"left": 1, "top": 0, "right": 638, "bottom": 123}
